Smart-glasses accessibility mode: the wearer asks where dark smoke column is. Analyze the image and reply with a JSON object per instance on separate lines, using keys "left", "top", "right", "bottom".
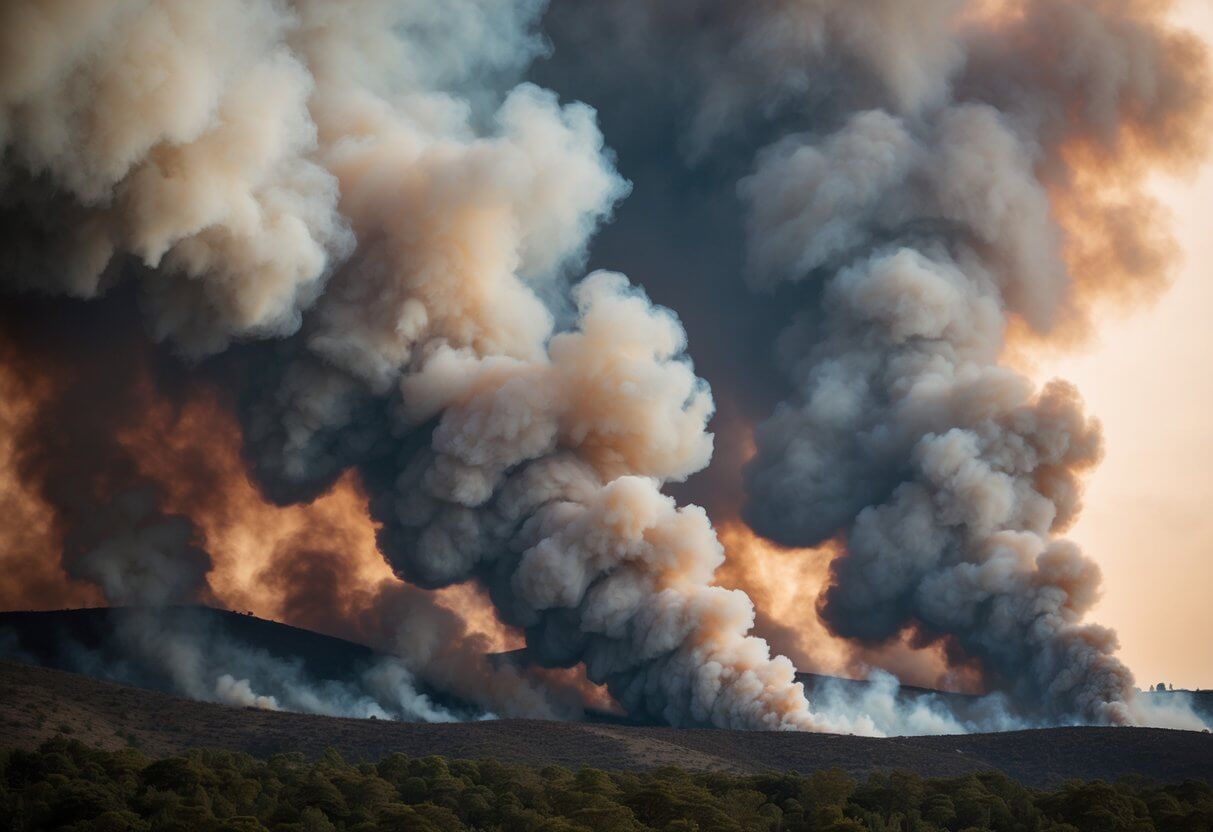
{"left": 535, "top": 0, "right": 1208, "bottom": 724}
{"left": 734, "top": 2, "right": 1211, "bottom": 723}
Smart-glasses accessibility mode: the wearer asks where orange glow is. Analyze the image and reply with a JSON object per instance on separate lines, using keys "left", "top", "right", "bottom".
{"left": 434, "top": 582, "right": 523, "bottom": 655}
{"left": 1044, "top": 142, "right": 1182, "bottom": 345}
{"left": 108, "top": 387, "right": 393, "bottom": 620}
{"left": 714, "top": 520, "right": 984, "bottom": 692}
{"left": 957, "top": 0, "right": 1022, "bottom": 27}
{"left": 530, "top": 664, "right": 623, "bottom": 715}
{"left": 126, "top": 389, "right": 533, "bottom": 662}
{"left": 715, "top": 520, "right": 846, "bottom": 672}
{"left": 0, "top": 362, "right": 100, "bottom": 610}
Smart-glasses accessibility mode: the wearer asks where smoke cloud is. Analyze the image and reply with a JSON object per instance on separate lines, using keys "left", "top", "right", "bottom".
{"left": 0, "top": 296, "right": 217, "bottom": 612}
{"left": 0, "top": 0, "right": 821, "bottom": 732}
{"left": 0, "top": 0, "right": 1209, "bottom": 734}
{"left": 729, "top": 2, "right": 1209, "bottom": 723}
{"left": 537, "top": 0, "right": 1210, "bottom": 728}
{"left": 0, "top": 293, "right": 608, "bottom": 722}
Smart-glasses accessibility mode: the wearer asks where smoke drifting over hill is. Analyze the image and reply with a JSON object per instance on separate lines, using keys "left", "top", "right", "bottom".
{"left": 0, "top": 1, "right": 1209, "bottom": 733}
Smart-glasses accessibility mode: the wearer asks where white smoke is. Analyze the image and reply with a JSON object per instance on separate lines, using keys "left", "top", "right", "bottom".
{"left": 215, "top": 674, "right": 280, "bottom": 711}
{"left": 382, "top": 273, "right": 829, "bottom": 729}
{"left": 110, "top": 610, "right": 464, "bottom": 722}
{"left": 806, "top": 671, "right": 1013, "bottom": 738}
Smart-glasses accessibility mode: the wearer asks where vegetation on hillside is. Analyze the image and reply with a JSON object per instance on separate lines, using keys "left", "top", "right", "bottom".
{"left": 2, "top": 738, "right": 1212, "bottom": 831}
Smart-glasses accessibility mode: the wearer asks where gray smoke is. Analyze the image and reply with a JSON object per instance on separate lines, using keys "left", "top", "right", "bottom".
{"left": 0, "top": 0, "right": 828, "bottom": 731}
{"left": 536, "top": 0, "right": 1210, "bottom": 729}
{"left": 257, "top": 542, "right": 595, "bottom": 721}
{"left": 63, "top": 609, "right": 465, "bottom": 722}
{"left": 2, "top": 0, "right": 1209, "bottom": 733}
{"left": 71, "top": 490, "right": 213, "bottom": 608}
{"left": 729, "top": 3, "right": 1208, "bottom": 724}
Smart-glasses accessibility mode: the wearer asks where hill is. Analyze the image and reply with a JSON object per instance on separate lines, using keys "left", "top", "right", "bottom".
{"left": 3, "top": 606, "right": 1211, "bottom": 729}
{"left": 1, "top": 660, "right": 1210, "bottom": 788}
{"left": 0, "top": 606, "right": 380, "bottom": 683}
{"left": 0, "top": 606, "right": 487, "bottom": 721}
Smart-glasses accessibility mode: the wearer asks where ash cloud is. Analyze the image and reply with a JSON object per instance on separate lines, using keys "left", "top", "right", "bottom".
{"left": 0, "top": 0, "right": 1209, "bottom": 734}
{"left": 0, "top": 293, "right": 605, "bottom": 723}
{"left": 0, "top": 296, "right": 216, "bottom": 611}
{"left": 735, "top": 1, "right": 1210, "bottom": 726}
{"left": 537, "top": 0, "right": 1211, "bottom": 728}
{"left": 0, "top": 0, "right": 820, "bottom": 732}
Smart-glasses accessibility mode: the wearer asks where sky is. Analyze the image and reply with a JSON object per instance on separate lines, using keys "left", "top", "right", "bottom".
{"left": 1030, "top": 0, "right": 1213, "bottom": 691}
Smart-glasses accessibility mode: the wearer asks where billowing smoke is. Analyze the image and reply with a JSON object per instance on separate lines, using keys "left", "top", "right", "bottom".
{"left": 735, "top": 2, "right": 1210, "bottom": 725}
{"left": 0, "top": 296, "right": 216, "bottom": 611}
{"left": 119, "top": 615, "right": 462, "bottom": 723}
{"left": 0, "top": 293, "right": 618, "bottom": 724}
{"left": 537, "top": 0, "right": 1210, "bottom": 728}
{"left": 0, "top": 0, "right": 820, "bottom": 732}
{"left": 0, "top": 0, "right": 1209, "bottom": 734}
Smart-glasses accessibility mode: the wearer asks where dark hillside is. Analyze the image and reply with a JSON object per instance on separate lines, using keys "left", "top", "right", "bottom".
{"left": 1, "top": 660, "right": 1210, "bottom": 788}
{"left": 4, "top": 607, "right": 1210, "bottom": 731}
{"left": 0, "top": 606, "right": 379, "bottom": 683}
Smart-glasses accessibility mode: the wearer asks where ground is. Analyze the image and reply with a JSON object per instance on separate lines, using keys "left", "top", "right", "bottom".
{"left": 1, "top": 660, "right": 1210, "bottom": 788}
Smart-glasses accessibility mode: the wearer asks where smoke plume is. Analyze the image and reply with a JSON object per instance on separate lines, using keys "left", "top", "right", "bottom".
{"left": 0, "top": 0, "right": 1209, "bottom": 733}
{"left": 737, "top": 0, "right": 1209, "bottom": 725}
{"left": 537, "top": 0, "right": 1211, "bottom": 727}
{"left": 0, "top": 0, "right": 820, "bottom": 732}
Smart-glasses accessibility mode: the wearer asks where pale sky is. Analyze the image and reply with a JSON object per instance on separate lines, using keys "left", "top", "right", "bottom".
{"left": 1030, "top": 0, "right": 1213, "bottom": 691}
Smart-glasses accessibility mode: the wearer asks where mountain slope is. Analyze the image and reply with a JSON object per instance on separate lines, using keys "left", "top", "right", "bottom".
{"left": 0, "top": 606, "right": 379, "bottom": 682}
{"left": 4, "top": 606, "right": 1211, "bottom": 730}
{"left": 2, "top": 660, "right": 1211, "bottom": 788}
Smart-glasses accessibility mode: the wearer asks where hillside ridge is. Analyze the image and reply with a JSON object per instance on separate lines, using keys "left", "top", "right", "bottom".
{"left": 2, "top": 660, "right": 1211, "bottom": 788}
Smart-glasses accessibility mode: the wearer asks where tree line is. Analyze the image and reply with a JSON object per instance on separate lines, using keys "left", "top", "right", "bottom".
{"left": 1, "top": 737, "right": 1210, "bottom": 832}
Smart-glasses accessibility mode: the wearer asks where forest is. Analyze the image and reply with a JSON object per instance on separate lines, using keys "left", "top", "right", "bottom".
{"left": 2, "top": 738, "right": 1211, "bottom": 832}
